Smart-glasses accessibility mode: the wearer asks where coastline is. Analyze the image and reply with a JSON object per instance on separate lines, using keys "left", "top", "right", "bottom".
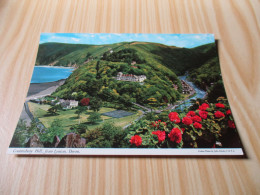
{"left": 35, "top": 65, "right": 75, "bottom": 69}
{"left": 27, "top": 79, "right": 65, "bottom": 98}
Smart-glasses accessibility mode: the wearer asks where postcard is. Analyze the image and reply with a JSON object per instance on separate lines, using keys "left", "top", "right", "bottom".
{"left": 8, "top": 33, "right": 244, "bottom": 156}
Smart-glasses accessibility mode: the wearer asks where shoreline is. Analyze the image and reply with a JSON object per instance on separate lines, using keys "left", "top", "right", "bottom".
{"left": 27, "top": 79, "right": 65, "bottom": 98}
{"left": 35, "top": 65, "right": 75, "bottom": 69}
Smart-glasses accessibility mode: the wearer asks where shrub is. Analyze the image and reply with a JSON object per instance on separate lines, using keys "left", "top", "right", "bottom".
{"left": 125, "top": 97, "right": 240, "bottom": 148}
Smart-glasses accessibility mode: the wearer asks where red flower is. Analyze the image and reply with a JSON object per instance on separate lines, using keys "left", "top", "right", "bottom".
{"left": 186, "top": 111, "right": 196, "bottom": 117}
{"left": 226, "top": 110, "right": 231, "bottom": 115}
{"left": 193, "top": 122, "right": 202, "bottom": 129}
{"left": 129, "top": 135, "right": 142, "bottom": 146}
{"left": 192, "top": 115, "right": 202, "bottom": 123}
{"left": 168, "top": 112, "right": 180, "bottom": 124}
{"left": 214, "top": 111, "right": 225, "bottom": 118}
{"left": 152, "top": 131, "right": 166, "bottom": 143}
{"left": 182, "top": 116, "right": 193, "bottom": 125}
{"left": 199, "top": 111, "right": 208, "bottom": 119}
{"left": 198, "top": 103, "right": 209, "bottom": 111}
{"left": 151, "top": 122, "right": 157, "bottom": 127}
{"left": 216, "top": 103, "right": 225, "bottom": 108}
{"left": 228, "top": 120, "right": 236, "bottom": 128}
{"left": 168, "top": 128, "right": 182, "bottom": 143}
{"left": 181, "top": 128, "right": 185, "bottom": 133}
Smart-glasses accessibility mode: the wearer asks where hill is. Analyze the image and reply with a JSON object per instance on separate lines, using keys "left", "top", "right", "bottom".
{"left": 37, "top": 41, "right": 221, "bottom": 107}
{"left": 52, "top": 59, "right": 182, "bottom": 108}
{"left": 36, "top": 42, "right": 217, "bottom": 75}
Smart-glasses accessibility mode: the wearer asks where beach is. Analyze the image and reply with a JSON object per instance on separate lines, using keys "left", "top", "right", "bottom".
{"left": 26, "top": 79, "right": 65, "bottom": 100}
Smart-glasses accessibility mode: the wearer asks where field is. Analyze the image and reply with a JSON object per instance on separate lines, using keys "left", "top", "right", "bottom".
{"left": 28, "top": 102, "right": 142, "bottom": 132}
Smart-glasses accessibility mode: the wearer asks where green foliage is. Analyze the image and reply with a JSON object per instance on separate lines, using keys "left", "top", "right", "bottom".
{"left": 84, "top": 122, "right": 127, "bottom": 148}
{"left": 47, "top": 104, "right": 60, "bottom": 115}
{"left": 187, "top": 57, "right": 221, "bottom": 89}
{"left": 102, "top": 48, "right": 145, "bottom": 64}
{"left": 48, "top": 41, "right": 219, "bottom": 109}
{"left": 40, "top": 119, "right": 64, "bottom": 143}
{"left": 75, "top": 106, "right": 86, "bottom": 119}
{"left": 88, "top": 112, "right": 101, "bottom": 124}
{"left": 70, "top": 123, "right": 89, "bottom": 135}
{"left": 90, "top": 97, "right": 103, "bottom": 112}
{"left": 10, "top": 120, "right": 29, "bottom": 147}
{"left": 207, "top": 80, "right": 227, "bottom": 102}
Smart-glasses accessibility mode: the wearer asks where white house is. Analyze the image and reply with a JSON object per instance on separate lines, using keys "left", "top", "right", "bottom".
{"left": 60, "top": 99, "right": 78, "bottom": 109}
{"left": 116, "top": 72, "right": 146, "bottom": 82}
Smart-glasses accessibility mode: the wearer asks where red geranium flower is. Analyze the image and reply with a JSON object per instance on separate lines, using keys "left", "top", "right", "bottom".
{"left": 168, "top": 112, "right": 180, "bottom": 124}
{"left": 198, "top": 103, "right": 209, "bottom": 111}
{"left": 181, "top": 128, "right": 185, "bottom": 133}
{"left": 228, "top": 120, "right": 236, "bottom": 128}
{"left": 192, "top": 115, "right": 202, "bottom": 123}
{"left": 186, "top": 111, "right": 196, "bottom": 117}
{"left": 129, "top": 135, "right": 142, "bottom": 146}
{"left": 216, "top": 103, "right": 225, "bottom": 108}
{"left": 193, "top": 122, "right": 202, "bottom": 129}
{"left": 152, "top": 131, "right": 166, "bottom": 143}
{"left": 151, "top": 122, "right": 156, "bottom": 127}
{"left": 168, "top": 128, "right": 182, "bottom": 143}
{"left": 182, "top": 116, "right": 193, "bottom": 125}
{"left": 214, "top": 111, "right": 225, "bottom": 118}
{"left": 226, "top": 110, "right": 232, "bottom": 115}
{"left": 199, "top": 110, "right": 208, "bottom": 119}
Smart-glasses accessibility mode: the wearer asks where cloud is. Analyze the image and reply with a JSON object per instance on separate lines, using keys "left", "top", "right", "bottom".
{"left": 39, "top": 33, "right": 215, "bottom": 48}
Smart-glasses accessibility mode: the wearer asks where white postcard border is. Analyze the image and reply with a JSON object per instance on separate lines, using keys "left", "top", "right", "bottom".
{"left": 7, "top": 148, "right": 244, "bottom": 155}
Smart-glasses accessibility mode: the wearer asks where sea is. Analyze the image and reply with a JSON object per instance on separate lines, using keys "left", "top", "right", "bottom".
{"left": 30, "top": 66, "right": 74, "bottom": 83}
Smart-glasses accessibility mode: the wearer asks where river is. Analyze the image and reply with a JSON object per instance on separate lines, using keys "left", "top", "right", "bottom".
{"left": 174, "top": 76, "right": 206, "bottom": 110}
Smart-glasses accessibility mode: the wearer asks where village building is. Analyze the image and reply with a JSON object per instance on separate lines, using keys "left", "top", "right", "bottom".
{"left": 116, "top": 72, "right": 147, "bottom": 82}
{"left": 173, "top": 84, "right": 178, "bottom": 90}
{"left": 59, "top": 99, "right": 78, "bottom": 109}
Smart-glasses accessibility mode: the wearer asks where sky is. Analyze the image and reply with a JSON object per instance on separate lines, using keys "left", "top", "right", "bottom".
{"left": 39, "top": 33, "right": 215, "bottom": 48}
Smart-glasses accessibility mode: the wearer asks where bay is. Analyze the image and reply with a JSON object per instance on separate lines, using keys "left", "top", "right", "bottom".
{"left": 31, "top": 66, "right": 74, "bottom": 83}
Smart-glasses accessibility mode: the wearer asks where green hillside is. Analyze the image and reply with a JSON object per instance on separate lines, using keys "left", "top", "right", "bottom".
{"left": 37, "top": 41, "right": 221, "bottom": 107}
{"left": 35, "top": 42, "right": 217, "bottom": 75}
{"left": 36, "top": 42, "right": 127, "bottom": 66}
{"left": 52, "top": 59, "right": 182, "bottom": 107}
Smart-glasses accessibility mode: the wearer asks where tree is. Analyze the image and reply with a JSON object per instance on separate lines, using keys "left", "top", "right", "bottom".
{"left": 71, "top": 92, "right": 78, "bottom": 100}
{"left": 88, "top": 112, "right": 101, "bottom": 124}
{"left": 75, "top": 106, "right": 86, "bottom": 124}
{"left": 80, "top": 98, "right": 90, "bottom": 106}
{"left": 90, "top": 97, "right": 102, "bottom": 112}
{"left": 47, "top": 105, "right": 60, "bottom": 115}
{"left": 147, "top": 97, "right": 158, "bottom": 111}
{"left": 40, "top": 119, "right": 64, "bottom": 143}
{"left": 70, "top": 123, "right": 89, "bottom": 135}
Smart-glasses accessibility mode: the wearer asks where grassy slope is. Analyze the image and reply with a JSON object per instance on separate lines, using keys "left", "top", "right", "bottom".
{"left": 36, "top": 42, "right": 128, "bottom": 66}
{"left": 35, "top": 42, "right": 217, "bottom": 75}
{"left": 28, "top": 102, "right": 141, "bottom": 131}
